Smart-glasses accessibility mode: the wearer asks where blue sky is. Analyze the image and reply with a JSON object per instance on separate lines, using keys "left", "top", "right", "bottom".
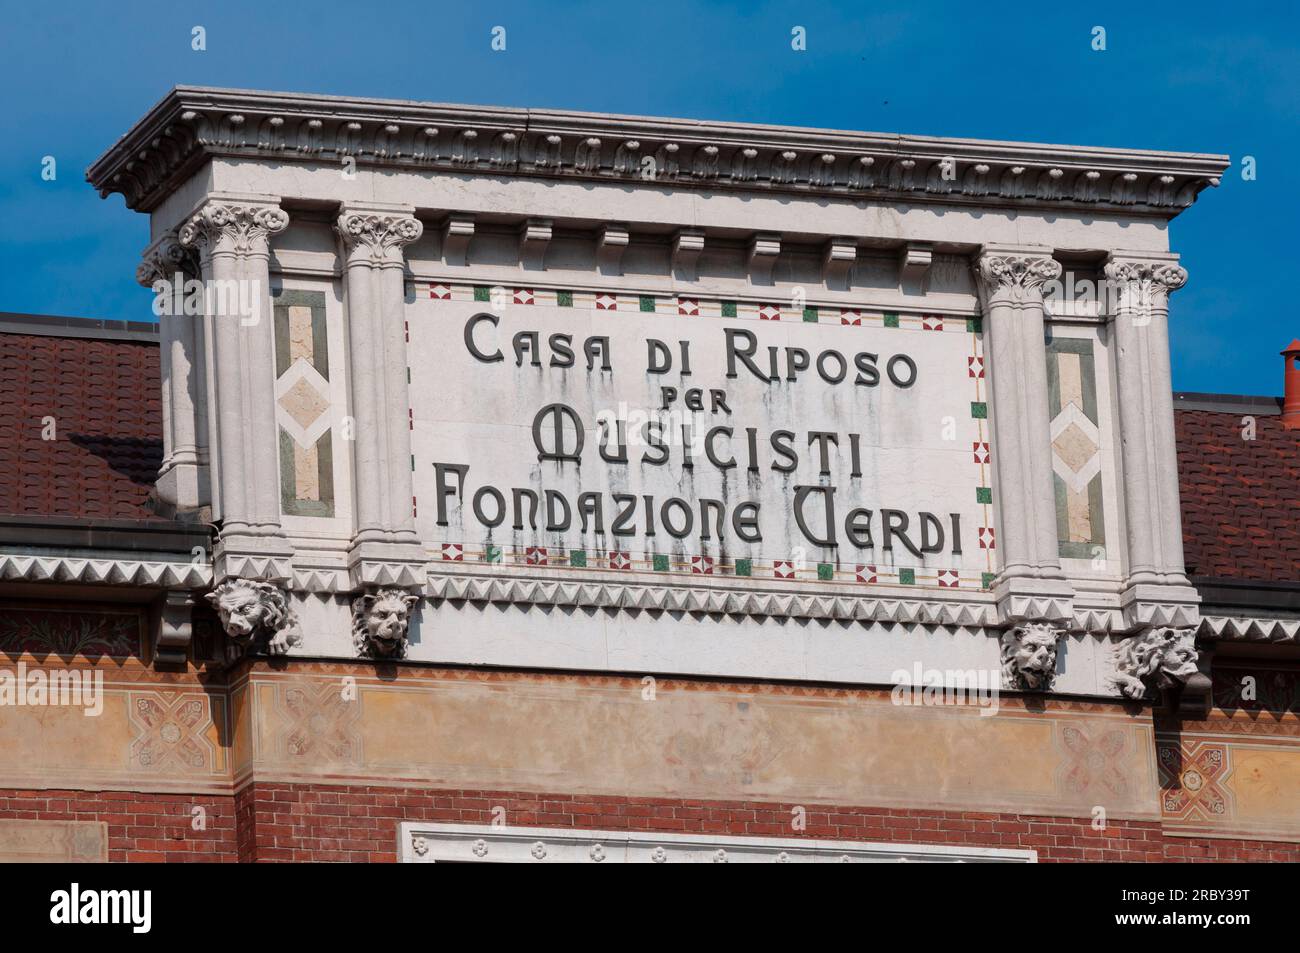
{"left": 1, "top": 1, "right": 1295, "bottom": 395}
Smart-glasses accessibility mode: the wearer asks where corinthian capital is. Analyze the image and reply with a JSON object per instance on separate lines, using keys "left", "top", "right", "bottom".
{"left": 975, "top": 248, "right": 1061, "bottom": 304}
{"left": 336, "top": 207, "right": 424, "bottom": 268}
{"left": 136, "top": 232, "right": 199, "bottom": 287}
{"left": 1103, "top": 255, "right": 1187, "bottom": 310}
{"left": 178, "top": 198, "right": 289, "bottom": 261}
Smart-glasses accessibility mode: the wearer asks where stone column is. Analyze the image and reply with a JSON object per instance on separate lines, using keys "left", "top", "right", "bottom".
{"left": 179, "top": 195, "right": 294, "bottom": 581}
{"left": 336, "top": 203, "right": 427, "bottom": 588}
{"left": 1104, "top": 252, "right": 1200, "bottom": 632}
{"left": 137, "top": 232, "right": 209, "bottom": 516}
{"left": 974, "top": 246, "right": 1074, "bottom": 626}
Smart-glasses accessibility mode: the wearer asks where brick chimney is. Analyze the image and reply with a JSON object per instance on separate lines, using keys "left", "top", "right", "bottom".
{"left": 1283, "top": 339, "right": 1300, "bottom": 430}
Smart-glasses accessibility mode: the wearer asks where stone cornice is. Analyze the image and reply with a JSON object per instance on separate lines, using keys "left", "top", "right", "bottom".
{"left": 88, "top": 86, "right": 1230, "bottom": 217}
{"left": 0, "top": 552, "right": 212, "bottom": 588}
{"left": 426, "top": 569, "right": 997, "bottom": 626}
{"left": 1199, "top": 615, "right": 1300, "bottom": 643}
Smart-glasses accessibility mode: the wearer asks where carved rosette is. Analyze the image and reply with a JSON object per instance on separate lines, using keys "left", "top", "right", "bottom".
{"left": 136, "top": 233, "right": 199, "bottom": 287}
{"left": 976, "top": 253, "right": 1062, "bottom": 304}
{"left": 1000, "top": 622, "right": 1062, "bottom": 691}
{"left": 336, "top": 212, "right": 424, "bottom": 268}
{"left": 1112, "top": 627, "right": 1199, "bottom": 700}
{"left": 178, "top": 201, "right": 289, "bottom": 261}
{"left": 1103, "top": 259, "right": 1188, "bottom": 311}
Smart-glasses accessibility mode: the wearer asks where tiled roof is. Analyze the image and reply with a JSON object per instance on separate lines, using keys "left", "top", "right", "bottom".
{"left": 1175, "top": 402, "right": 1300, "bottom": 582}
{"left": 0, "top": 326, "right": 162, "bottom": 521}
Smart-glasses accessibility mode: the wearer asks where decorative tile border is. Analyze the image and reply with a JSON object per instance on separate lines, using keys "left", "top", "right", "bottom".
{"left": 420, "top": 280, "right": 980, "bottom": 333}
{"left": 437, "top": 541, "right": 987, "bottom": 591}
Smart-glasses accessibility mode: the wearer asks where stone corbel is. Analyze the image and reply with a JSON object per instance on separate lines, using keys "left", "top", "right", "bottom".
{"left": 671, "top": 228, "right": 705, "bottom": 280}
{"left": 1112, "top": 626, "right": 1209, "bottom": 713}
{"left": 822, "top": 237, "right": 856, "bottom": 290}
{"left": 899, "top": 242, "right": 933, "bottom": 288}
{"left": 519, "top": 218, "right": 553, "bottom": 271}
{"left": 441, "top": 213, "right": 474, "bottom": 266}
{"left": 747, "top": 232, "right": 781, "bottom": 285}
{"left": 152, "top": 590, "right": 195, "bottom": 667}
{"left": 597, "top": 223, "right": 630, "bottom": 276}
{"left": 1000, "top": 622, "right": 1061, "bottom": 692}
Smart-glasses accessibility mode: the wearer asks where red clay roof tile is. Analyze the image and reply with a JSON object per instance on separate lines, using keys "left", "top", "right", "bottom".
{"left": 0, "top": 332, "right": 162, "bottom": 521}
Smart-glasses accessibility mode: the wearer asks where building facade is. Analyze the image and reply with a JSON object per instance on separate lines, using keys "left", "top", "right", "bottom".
{"left": 0, "top": 86, "right": 1296, "bottom": 862}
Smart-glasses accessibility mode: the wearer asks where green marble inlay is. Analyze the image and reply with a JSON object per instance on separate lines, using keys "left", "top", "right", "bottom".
{"left": 981, "top": 572, "right": 996, "bottom": 590}
{"left": 817, "top": 562, "right": 834, "bottom": 581}
{"left": 652, "top": 553, "right": 670, "bottom": 572}
{"left": 734, "top": 558, "right": 753, "bottom": 577}
{"left": 569, "top": 550, "right": 587, "bottom": 568}
{"left": 639, "top": 295, "right": 656, "bottom": 313}
{"left": 556, "top": 290, "right": 574, "bottom": 307}
{"left": 721, "top": 300, "right": 737, "bottom": 318}
{"left": 883, "top": 312, "right": 900, "bottom": 328}
{"left": 802, "top": 307, "right": 819, "bottom": 323}
{"left": 898, "top": 568, "right": 915, "bottom": 585}
{"left": 970, "top": 401, "right": 988, "bottom": 419}
{"left": 976, "top": 486, "right": 993, "bottom": 504}
{"left": 473, "top": 285, "right": 491, "bottom": 302}
{"left": 484, "top": 544, "right": 502, "bottom": 564}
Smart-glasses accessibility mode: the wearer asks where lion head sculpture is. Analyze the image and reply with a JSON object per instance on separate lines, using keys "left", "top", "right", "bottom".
{"left": 205, "top": 580, "right": 302, "bottom": 657}
{"left": 1000, "top": 623, "right": 1060, "bottom": 691}
{"left": 1113, "top": 627, "right": 1199, "bottom": 700}
{"left": 352, "top": 589, "right": 421, "bottom": 659}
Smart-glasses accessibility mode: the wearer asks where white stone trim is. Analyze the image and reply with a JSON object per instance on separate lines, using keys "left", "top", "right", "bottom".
{"left": 426, "top": 569, "right": 996, "bottom": 625}
{"left": 398, "top": 822, "right": 1036, "bottom": 863}
{"left": 0, "top": 553, "right": 211, "bottom": 589}
{"left": 1200, "top": 615, "right": 1300, "bottom": 643}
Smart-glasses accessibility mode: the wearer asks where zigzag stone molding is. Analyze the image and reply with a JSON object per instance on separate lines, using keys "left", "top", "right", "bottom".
{"left": 426, "top": 571, "right": 996, "bottom": 626}
{"left": 88, "top": 87, "right": 1227, "bottom": 216}
{"left": 1199, "top": 615, "right": 1300, "bottom": 643}
{"left": 0, "top": 553, "right": 212, "bottom": 588}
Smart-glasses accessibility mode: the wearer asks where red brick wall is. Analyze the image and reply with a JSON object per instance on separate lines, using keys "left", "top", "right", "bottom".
{"left": 4, "top": 784, "right": 1298, "bottom": 862}
{"left": 229, "top": 782, "right": 1300, "bottom": 863}
{"left": 0, "top": 789, "right": 237, "bottom": 862}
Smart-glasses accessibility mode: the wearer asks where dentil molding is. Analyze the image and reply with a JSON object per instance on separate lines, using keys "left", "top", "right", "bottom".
{"left": 88, "top": 87, "right": 1228, "bottom": 216}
